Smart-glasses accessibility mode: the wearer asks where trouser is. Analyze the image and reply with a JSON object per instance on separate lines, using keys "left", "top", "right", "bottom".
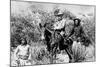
{"left": 16, "top": 58, "right": 31, "bottom": 66}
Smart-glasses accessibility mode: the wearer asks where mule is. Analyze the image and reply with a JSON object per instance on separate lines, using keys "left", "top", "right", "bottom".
{"left": 40, "top": 24, "right": 74, "bottom": 63}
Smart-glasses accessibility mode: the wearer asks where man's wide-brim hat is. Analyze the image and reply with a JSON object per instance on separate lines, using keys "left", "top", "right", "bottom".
{"left": 73, "top": 18, "right": 81, "bottom": 22}
{"left": 54, "top": 9, "right": 64, "bottom": 17}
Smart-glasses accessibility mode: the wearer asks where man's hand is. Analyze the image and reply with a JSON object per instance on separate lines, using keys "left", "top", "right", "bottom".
{"left": 60, "top": 31, "right": 64, "bottom": 36}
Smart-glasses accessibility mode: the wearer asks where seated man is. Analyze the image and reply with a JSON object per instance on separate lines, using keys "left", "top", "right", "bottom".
{"left": 14, "top": 38, "right": 31, "bottom": 66}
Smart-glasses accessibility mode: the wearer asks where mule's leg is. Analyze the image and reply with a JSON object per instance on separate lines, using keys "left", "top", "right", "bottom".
{"left": 46, "top": 41, "right": 51, "bottom": 52}
{"left": 50, "top": 43, "right": 53, "bottom": 64}
{"left": 68, "top": 46, "right": 73, "bottom": 56}
{"left": 65, "top": 48, "right": 74, "bottom": 63}
{"left": 52, "top": 43, "right": 58, "bottom": 63}
{"left": 50, "top": 42, "right": 58, "bottom": 63}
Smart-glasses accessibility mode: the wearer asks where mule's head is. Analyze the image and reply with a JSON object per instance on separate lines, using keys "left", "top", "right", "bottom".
{"left": 39, "top": 23, "right": 54, "bottom": 41}
{"left": 40, "top": 28, "right": 45, "bottom": 41}
{"left": 39, "top": 23, "right": 46, "bottom": 41}
{"left": 41, "top": 29, "right": 45, "bottom": 41}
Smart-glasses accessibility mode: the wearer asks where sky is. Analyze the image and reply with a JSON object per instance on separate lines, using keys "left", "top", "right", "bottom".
{"left": 11, "top": 1, "right": 95, "bottom": 18}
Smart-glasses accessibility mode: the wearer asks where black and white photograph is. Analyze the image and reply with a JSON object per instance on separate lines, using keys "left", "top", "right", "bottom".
{"left": 10, "top": 0, "right": 95, "bottom": 66}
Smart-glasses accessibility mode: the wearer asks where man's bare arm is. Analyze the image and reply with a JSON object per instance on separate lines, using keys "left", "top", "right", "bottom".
{"left": 28, "top": 45, "right": 31, "bottom": 60}
{"left": 14, "top": 46, "right": 19, "bottom": 60}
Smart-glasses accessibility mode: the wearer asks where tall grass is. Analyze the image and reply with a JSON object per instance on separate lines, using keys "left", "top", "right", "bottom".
{"left": 72, "top": 41, "right": 95, "bottom": 62}
{"left": 31, "top": 42, "right": 51, "bottom": 65}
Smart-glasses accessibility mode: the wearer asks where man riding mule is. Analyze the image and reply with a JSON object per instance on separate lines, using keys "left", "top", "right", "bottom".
{"left": 53, "top": 9, "right": 75, "bottom": 62}
{"left": 39, "top": 9, "right": 75, "bottom": 63}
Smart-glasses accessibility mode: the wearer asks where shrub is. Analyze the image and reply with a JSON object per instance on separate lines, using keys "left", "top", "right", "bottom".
{"left": 31, "top": 43, "right": 50, "bottom": 65}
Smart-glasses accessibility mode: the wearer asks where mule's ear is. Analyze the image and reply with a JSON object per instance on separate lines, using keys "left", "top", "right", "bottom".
{"left": 39, "top": 23, "right": 42, "bottom": 28}
{"left": 44, "top": 23, "right": 46, "bottom": 27}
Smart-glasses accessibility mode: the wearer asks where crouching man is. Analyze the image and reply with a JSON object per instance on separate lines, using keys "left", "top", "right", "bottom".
{"left": 14, "top": 38, "right": 31, "bottom": 66}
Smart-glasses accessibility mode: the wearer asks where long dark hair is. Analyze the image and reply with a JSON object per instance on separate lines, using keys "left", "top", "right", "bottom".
{"left": 21, "top": 38, "right": 27, "bottom": 45}
{"left": 73, "top": 18, "right": 81, "bottom": 26}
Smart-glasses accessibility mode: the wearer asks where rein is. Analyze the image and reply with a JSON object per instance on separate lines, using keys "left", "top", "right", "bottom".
{"left": 45, "top": 27, "right": 54, "bottom": 34}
